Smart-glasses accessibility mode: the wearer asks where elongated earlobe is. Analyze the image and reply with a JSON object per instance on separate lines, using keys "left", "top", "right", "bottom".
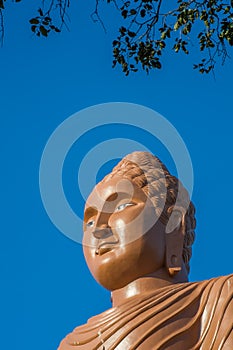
{"left": 165, "top": 230, "right": 184, "bottom": 276}
{"left": 165, "top": 209, "right": 185, "bottom": 277}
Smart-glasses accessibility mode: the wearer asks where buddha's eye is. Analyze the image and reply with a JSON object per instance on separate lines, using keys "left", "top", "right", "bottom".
{"left": 86, "top": 220, "right": 95, "bottom": 228}
{"left": 115, "top": 202, "right": 134, "bottom": 212}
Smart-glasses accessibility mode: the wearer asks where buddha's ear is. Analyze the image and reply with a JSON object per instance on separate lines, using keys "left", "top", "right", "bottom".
{"left": 165, "top": 208, "right": 185, "bottom": 277}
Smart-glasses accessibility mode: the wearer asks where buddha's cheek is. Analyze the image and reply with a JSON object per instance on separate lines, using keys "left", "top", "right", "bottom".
{"left": 109, "top": 205, "right": 158, "bottom": 245}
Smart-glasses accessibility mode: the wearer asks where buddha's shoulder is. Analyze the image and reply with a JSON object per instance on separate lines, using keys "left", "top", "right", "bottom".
{"left": 194, "top": 273, "right": 233, "bottom": 299}
{"left": 217, "top": 273, "right": 233, "bottom": 289}
{"left": 200, "top": 273, "right": 233, "bottom": 287}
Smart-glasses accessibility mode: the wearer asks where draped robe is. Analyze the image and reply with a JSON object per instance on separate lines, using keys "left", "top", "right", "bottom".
{"left": 58, "top": 274, "right": 233, "bottom": 350}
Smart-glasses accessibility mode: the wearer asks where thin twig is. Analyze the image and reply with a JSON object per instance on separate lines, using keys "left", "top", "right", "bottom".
{"left": 91, "top": 0, "right": 107, "bottom": 33}
{"left": 0, "top": 9, "right": 4, "bottom": 47}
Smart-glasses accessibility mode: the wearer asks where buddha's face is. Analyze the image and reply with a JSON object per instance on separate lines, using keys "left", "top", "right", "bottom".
{"left": 82, "top": 175, "right": 166, "bottom": 291}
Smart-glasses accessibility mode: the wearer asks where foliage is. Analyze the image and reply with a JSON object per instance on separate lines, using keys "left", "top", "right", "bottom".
{"left": 0, "top": 0, "right": 233, "bottom": 75}
{"left": 107, "top": 0, "right": 233, "bottom": 75}
{"left": 0, "top": 0, "right": 68, "bottom": 40}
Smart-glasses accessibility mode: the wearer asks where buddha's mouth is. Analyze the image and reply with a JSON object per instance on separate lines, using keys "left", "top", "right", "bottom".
{"left": 95, "top": 240, "right": 119, "bottom": 256}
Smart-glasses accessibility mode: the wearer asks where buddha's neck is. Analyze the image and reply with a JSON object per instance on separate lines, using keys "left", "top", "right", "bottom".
{"left": 111, "top": 266, "right": 188, "bottom": 307}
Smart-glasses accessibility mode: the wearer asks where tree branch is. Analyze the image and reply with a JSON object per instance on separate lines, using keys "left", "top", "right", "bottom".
{"left": 0, "top": 9, "right": 4, "bottom": 46}
{"left": 91, "top": 0, "right": 107, "bottom": 34}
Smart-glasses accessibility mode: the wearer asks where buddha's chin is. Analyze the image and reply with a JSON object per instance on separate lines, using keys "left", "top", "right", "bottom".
{"left": 96, "top": 276, "right": 131, "bottom": 291}
{"left": 89, "top": 262, "right": 138, "bottom": 291}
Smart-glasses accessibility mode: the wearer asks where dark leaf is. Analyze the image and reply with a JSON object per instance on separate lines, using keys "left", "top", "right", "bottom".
{"left": 0, "top": 0, "right": 4, "bottom": 9}
{"left": 119, "top": 26, "right": 127, "bottom": 35}
{"left": 121, "top": 9, "right": 128, "bottom": 19}
{"left": 29, "top": 18, "right": 40, "bottom": 25}
{"left": 38, "top": 8, "right": 43, "bottom": 16}
{"left": 140, "top": 9, "right": 146, "bottom": 18}
{"left": 31, "top": 25, "right": 37, "bottom": 33}
{"left": 128, "top": 30, "right": 136, "bottom": 38}
{"left": 130, "top": 9, "right": 137, "bottom": 15}
{"left": 40, "top": 25, "right": 48, "bottom": 37}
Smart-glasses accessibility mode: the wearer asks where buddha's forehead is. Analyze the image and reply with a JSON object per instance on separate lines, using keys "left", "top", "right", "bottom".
{"left": 85, "top": 175, "right": 143, "bottom": 210}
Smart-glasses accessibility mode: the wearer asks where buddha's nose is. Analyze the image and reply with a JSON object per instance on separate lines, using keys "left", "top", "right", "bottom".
{"left": 93, "top": 227, "right": 112, "bottom": 239}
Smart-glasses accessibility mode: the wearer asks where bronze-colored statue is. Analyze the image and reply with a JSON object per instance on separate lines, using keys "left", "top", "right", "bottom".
{"left": 58, "top": 152, "right": 233, "bottom": 349}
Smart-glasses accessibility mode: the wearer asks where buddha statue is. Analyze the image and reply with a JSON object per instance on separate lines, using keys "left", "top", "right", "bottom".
{"left": 58, "top": 151, "right": 233, "bottom": 350}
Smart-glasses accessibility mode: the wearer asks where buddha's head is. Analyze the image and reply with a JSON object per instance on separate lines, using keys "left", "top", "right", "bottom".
{"left": 82, "top": 151, "right": 196, "bottom": 291}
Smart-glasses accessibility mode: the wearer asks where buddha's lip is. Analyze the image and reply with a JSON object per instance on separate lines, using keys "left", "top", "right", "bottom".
{"left": 95, "top": 240, "right": 119, "bottom": 256}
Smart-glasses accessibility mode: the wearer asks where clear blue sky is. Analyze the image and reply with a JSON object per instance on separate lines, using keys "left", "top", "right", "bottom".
{"left": 1, "top": 2, "right": 233, "bottom": 350}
